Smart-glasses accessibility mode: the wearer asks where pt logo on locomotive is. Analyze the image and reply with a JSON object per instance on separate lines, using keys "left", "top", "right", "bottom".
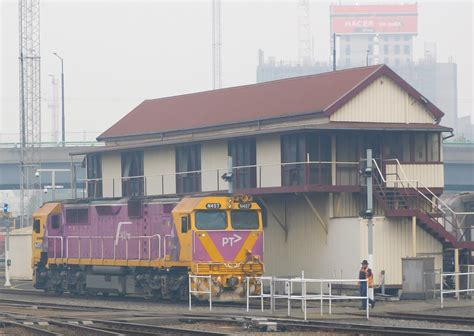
{"left": 222, "top": 234, "right": 242, "bottom": 247}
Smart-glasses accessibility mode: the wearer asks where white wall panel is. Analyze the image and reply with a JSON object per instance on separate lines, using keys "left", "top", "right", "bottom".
{"left": 144, "top": 146, "right": 176, "bottom": 195}
{"left": 201, "top": 141, "right": 228, "bottom": 192}
{"left": 101, "top": 152, "right": 122, "bottom": 197}
{"left": 256, "top": 135, "right": 281, "bottom": 188}
{"left": 331, "top": 76, "right": 435, "bottom": 124}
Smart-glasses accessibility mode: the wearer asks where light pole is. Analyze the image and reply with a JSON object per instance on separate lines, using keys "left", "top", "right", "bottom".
{"left": 53, "top": 52, "right": 65, "bottom": 146}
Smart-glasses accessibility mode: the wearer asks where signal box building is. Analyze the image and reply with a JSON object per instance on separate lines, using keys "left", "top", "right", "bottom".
{"left": 74, "top": 65, "right": 473, "bottom": 288}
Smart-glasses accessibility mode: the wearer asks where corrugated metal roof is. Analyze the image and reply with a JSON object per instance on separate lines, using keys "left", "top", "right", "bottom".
{"left": 98, "top": 64, "right": 444, "bottom": 141}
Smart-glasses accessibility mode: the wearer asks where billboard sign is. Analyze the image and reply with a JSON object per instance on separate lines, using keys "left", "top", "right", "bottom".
{"left": 330, "top": 4, "right": 418, "bottom": 35}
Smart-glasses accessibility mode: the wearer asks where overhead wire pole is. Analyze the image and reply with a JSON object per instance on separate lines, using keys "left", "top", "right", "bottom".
{"left": 212, "top": 0, "right": 222, "bottom": 89}
{"left": 19, "top": 0, "right": 42, "bottom": 227}
{"left": 297, "top": 0, "right": 312, "bottom": 65}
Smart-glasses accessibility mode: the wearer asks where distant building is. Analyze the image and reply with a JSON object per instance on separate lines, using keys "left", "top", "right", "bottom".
{"left": 257, "top": 3, "right": 461, "bottom": 132}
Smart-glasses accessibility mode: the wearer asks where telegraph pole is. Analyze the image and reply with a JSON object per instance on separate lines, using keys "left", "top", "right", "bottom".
{"left": 366, "top": 149, "right": 374, "bottom": 267}
{"left": 3, "top": 203, "right": 11, "bottom": 287}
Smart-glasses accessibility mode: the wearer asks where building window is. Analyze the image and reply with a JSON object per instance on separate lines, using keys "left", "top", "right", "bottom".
{"left": 394, "top": 35, "right": 400, "bottom": 41}
{"left": 86, "top": 154, "right": 102, "bottom": 198}
{"left": 384, "top": 45, "right": 389, "bottom": 54}
{"left": 281, "top": 134, "right": 306, "bottom": 186}
{"left": 306, "top": 133, "right": 331, "bottom": 185}
{"left": 281, "top": 133, "right": 331, "bottom": 186}
{"left": 228, "top": 138, "right": 256, "bottom": 189}
{"left": 404, "top": 45, "right": 410, "bottom": 54}
{"left": 176, "top": 144, "right": 201, "bottom": 194}
{"left": 394, "top": 45, "right": 400, "bottom": 54}
{"left": 395, "top": 58, "right": 400, "bottom": 66}
{"left": 121, "top": 151, "right": 144, "bottom": 197}
{"left": 404, "top": 35, "right": 410, "bottom": 41}
{"left": 345, "top": 35, "right": 351, "bottom": 42}
{"left": 345, "top": 44, "right": 350, "bottom": 55}
{"left": 384, "top": 57, "right": 389, "bottom": 64}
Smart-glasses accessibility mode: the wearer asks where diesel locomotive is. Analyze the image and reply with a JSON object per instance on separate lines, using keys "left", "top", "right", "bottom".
{"left": 32, "top": 195, "right": 264, "bottom": 301}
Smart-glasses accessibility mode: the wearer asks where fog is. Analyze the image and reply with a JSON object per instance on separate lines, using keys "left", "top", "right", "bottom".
{"left": 1, "top": 0, "right": 472, "bottom": 142}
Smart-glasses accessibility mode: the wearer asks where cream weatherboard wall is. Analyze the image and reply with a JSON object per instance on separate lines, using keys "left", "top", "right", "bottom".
{"left": 359, "top": 217, "right": 443, "bottom": 285}
{"left": 256, "top": 135, "right": 281, "bottom": 188}
{"left": 101, "top": 152, "right": 122, "bottom": 197}
{"left": 385, "top": 163, "right": 444, "bottom": 189}
{"left": 330, "top": 75, "right": 435, "bottom": 124}
{"left": 201, "top": 141, "right": 228, "bottom": 192}
{"left": 263, "top": 196, "right": 442, "bottom": 286}
{"left": 143, "top": 146, "right": 176, "bottom": 195}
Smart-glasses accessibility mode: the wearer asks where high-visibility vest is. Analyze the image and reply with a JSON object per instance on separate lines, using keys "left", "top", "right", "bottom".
{"left": 360, "top": 266, "right": 374, "bottom": 288}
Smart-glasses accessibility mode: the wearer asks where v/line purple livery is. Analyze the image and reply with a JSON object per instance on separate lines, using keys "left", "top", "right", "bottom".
{"left": 32, "top": 195, "right": 264, "bottom": 301}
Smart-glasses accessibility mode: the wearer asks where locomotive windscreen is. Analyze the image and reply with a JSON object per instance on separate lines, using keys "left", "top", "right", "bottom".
{"left": 231, "top": 210, "right": 259, "bottom": 229}
{"left": 195, "top": 210, "right": 227, "bottom": 230}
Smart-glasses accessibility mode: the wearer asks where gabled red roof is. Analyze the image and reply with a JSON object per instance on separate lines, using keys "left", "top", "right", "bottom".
{"left": 98, "top": 64, "right": 444, "bottom": 141}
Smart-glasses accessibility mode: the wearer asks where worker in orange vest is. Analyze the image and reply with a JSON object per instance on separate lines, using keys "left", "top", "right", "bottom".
{"left": 359, "top": 259, "right": 375, "bottom": 310}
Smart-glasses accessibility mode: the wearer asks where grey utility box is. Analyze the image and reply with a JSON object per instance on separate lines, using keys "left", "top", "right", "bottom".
{"left": 401, "top": 257, "right": 435, "bottom": 300}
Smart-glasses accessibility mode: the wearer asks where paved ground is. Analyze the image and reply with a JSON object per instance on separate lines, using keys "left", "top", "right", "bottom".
{"left": 0, "top": 277, "right": 473, "bottom": 321}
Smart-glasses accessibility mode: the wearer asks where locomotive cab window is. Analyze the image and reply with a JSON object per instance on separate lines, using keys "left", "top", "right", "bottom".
{"left": 181, "top": 215, "right": 189, "bottom": 233}
{"left": 231, "top": 210, "right": 259, "bottom": 230}
{"left": 51, "top": 214, "right": 61, "bottom": 229}
{"left": 195, "top": 211, "right": 227, "bottom": 230}
{"left": 33, "top": 218, "right": 41, "bottom": 233}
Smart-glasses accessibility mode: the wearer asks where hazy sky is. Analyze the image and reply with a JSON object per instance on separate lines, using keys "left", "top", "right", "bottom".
{"left": 1, "top": 0, "right": 473, "bottom": 142}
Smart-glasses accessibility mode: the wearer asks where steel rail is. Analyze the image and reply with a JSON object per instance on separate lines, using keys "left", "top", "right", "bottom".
{"left": 0, "top": 318, "right": 61, "bottom": 336}
{"left": 88, "top": 319, "right": 229, "bottom": 335}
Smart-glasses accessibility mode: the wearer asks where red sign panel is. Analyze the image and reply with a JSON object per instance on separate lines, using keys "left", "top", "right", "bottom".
{"left": 330, "top": 3, "right": 418, "bottom": 35}
{"left": 332, "top": 16, "right": 417, "bottom": 34}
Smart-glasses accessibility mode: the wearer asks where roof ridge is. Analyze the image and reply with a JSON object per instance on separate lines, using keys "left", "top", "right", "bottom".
{"left": 144, "top": 64, "right": 383, "bottom": 104}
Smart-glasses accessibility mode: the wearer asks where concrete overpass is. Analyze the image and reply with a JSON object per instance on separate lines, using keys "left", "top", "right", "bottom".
{"left": 0, "top": 141, "right": 472, "bottom": 212}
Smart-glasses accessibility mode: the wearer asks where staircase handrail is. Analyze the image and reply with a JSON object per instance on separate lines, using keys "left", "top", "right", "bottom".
{"left": 382, "top": 159, "right": 474, "bottom": 218}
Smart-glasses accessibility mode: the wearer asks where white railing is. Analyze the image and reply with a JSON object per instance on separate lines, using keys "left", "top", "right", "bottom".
{"left": 189, "top": 275, "right": 212, "bottom": 311}
{"left": 246, "top": 273, "right": 370, "bottom": 321}
{"left": 440, "top": 271, "right": 474, "bottom": 308}
{"left": 52, "top": 234, "right": 162, "bottom": 261}
{"left": 246, "top": 276, "right": 273, "bottom": 312}
{"left": 81, "top": 160, "right": 361, "bottom": 198}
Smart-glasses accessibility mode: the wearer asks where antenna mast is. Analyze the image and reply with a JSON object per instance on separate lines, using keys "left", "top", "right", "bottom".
{"left": 297, "top": 0, "right": 312, "bottom": 65}
{"left": 19, "top": 0, "right": 42, "bottom": 227}
{"left": 212, "top": 0, "right": 222, "bottom": 89}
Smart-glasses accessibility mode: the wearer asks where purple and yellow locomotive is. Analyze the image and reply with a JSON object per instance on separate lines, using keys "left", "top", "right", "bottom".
{"left": 32, "top": 195, "right": 264, "bottom": 301}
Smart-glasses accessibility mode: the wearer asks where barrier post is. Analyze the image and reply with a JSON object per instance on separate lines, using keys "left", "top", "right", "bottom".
{"left": 320, "top": 281, "right": 323, "bottom": 316}
{"left": 246, "top": 277, "right": 250, "bottom": 312}
{"left": 303, "top": 279, "right": 307, "bottom": 321}
{"left": 188, "top": 276, "right": 192, "bottom": 311}
{"left": 287, "top": 280, "right": 291, "bottom": 317}
{"left": 366, "top": 280, "right": 369, "bottom": 319}
{"left": 366, "top": 280, "right": 369, "bottom": 320}
{"left": 440, "top": 272, "right": 444, "bottom": 308}
{"left": 260, "top": 279, "right": 264, "bottom": 312}
{"left": 270, "top": 277, "right": 274, "bottom": 313}
{"left": 329, "top": 282, "right": 332, "bottom": 315}
{"left": 209, "top": 275, "right": 212, "bottom": 311}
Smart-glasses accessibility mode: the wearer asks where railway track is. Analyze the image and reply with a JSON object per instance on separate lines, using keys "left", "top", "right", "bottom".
{"left": 2, "top": 288, "right": 474, "bottom": 335}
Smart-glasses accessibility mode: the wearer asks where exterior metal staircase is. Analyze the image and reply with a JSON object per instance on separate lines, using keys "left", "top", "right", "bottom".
{"left": 372, "top": 159, "right": 474, "bottom": 250}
